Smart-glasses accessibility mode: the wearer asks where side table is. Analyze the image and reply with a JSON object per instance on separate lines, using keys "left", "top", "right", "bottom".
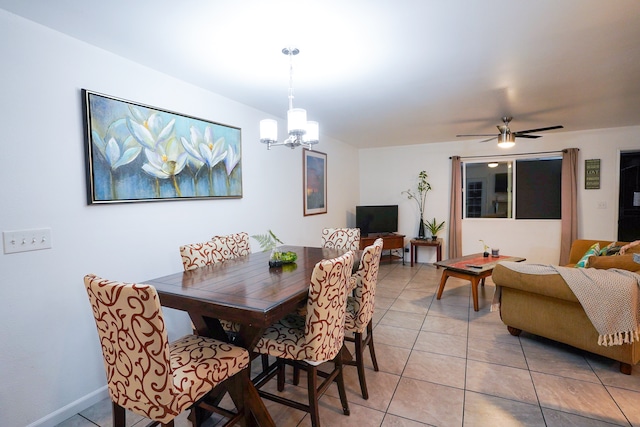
{"left": 410, "top": 238, "right": 442, "bottom": 267}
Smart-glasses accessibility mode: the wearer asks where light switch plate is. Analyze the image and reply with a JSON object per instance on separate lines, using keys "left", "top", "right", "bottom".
{"left": 3, "top": 228, "right": 52, "bottom": 254}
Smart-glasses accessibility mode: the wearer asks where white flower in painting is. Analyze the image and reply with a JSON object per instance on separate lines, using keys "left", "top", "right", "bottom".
{"left": 127, "top": 107, "right": 175, "bottom": 150}
{"left": 224, "top": 144, "right": 241, "bottom": 176}
{"left": 180, "top": 126, "right": 227, "bottom": 169}
{"left": 142, "top": 141, "right": 188, "bottom": 179}
{"left": 92, "top": 118, "right": 141, "bottom": 170}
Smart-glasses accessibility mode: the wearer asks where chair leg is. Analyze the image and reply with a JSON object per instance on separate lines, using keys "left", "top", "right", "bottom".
{"left": 366, "top": 321, "right": 379, "bottom": 372}
{"left": 307, "top": 365, "right": 321, "bottom": 427}
{"left": 277, "top": 360, "right": 286, "bottom": 392}
{"left": 334, "top": 352, "right": 350, "bottom": 416}
{"left": 112, "top": 402, "right": 125, "bottom": 427}
{"left": 293, "top": 365, "right": 301, "bottom": 385}
{"left": 353, "top": 332, "right": 369, "bottom": 400}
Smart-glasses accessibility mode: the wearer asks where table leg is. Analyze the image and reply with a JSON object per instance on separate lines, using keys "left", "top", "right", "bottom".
{"left": 470, "top": 276, "right": 481, "bottom": 312}
{"left": 436, "top": 245, "right": 442, "bottom": 269}
{"left": 410, "top": 243, "right": 415, "bottom": 267}
{"left": 436, "top": 270, "right": 450, "bottom": 300}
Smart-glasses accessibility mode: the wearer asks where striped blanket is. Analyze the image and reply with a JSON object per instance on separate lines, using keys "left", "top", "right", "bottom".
{"left": 496, "top": 262, "right": 640, "bottom": 347}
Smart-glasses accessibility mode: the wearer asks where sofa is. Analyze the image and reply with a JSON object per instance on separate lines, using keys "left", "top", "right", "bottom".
{"left": 493, "top": 239, "right": 640, "bottom": 374}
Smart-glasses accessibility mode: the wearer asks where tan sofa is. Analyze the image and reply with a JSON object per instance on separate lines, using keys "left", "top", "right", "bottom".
{"left": 493, "top": 239, "right": 640, "bottom": 374}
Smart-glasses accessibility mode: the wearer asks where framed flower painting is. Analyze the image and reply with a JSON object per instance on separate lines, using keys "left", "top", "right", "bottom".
{"left": 82, "top": 90, "right": 242, "bottom": 204}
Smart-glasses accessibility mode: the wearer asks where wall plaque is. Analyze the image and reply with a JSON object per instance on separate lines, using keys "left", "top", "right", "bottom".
{"left": 585, "top": 159, "right": 600, "bottom": 189}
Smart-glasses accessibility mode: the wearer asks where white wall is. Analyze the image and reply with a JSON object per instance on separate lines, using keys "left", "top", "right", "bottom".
{"left": 0, "top": 10, "right": 359, "bottom": 427}
{"left": 360, "top": 126, "right": 640, "bottom": 265}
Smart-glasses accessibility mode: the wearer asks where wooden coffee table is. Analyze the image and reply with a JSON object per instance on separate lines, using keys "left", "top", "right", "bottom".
{"left": 435, "top": 253, "right": 525, "bottom": 311}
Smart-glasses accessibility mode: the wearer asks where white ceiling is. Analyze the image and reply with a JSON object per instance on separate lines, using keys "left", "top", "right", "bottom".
{"left": 2, "top": 0, "right": 640, "bottom": 148}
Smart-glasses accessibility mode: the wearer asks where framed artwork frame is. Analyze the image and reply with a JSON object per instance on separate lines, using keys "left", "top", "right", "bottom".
{"left": 82, "top": 89, "right": 242, "bottom": 204}
{"left": 303, "top": 149, "right": 327, "bottom": 216}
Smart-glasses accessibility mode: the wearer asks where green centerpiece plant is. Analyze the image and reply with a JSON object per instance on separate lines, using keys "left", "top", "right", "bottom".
{"left": 402, "top": 170, "right": 432, "bottom": 239}
{"left": 251, "top": 230, "right": 297, "bottom": 267}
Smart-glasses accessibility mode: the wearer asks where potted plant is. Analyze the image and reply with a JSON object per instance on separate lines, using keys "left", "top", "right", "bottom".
{"left": 402, "top": 170, "right": 432, "bottom": 239}
{"left": 479, "top": 239, "right": 490, "bottom": 257}
{"left": 424, "top": 218, "right": 445, "bottom": 240}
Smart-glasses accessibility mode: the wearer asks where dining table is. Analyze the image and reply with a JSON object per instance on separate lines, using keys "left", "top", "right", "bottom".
{"left": 146, "top": 245, "right": 357, "bottom": 427}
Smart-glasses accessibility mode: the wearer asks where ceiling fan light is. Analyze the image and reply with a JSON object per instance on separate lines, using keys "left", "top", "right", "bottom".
{"left": 497, "top": 133, "right": 515, "bottom": 148}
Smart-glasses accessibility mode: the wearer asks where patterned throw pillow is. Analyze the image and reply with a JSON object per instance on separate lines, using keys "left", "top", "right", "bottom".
{"left": 575, "top": 242, "right": 600, "bottom": 268}
{"left": 599, "top": 241, "right": 616, "bottom": 256}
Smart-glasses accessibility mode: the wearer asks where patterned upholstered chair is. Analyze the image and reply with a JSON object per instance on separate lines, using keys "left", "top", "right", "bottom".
{"left": 321, "top": 227, "right": 361, "bottom": 251}
{"left": 253, "top": 251, "right": 355, "bottom": 427}
{"left": 210, "top": 232, "right": 251, "bottom": 260}
{"left": 83, "top": 274, "right": 250, "bottom": 427}
{"left": 179, "top": 241, "right": 216, "bottom": 271}
{"left": 344, "top": 238, "right": 383, "bottom": 399}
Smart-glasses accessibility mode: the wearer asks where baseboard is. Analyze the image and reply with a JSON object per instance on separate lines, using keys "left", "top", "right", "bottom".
{"left": 26, "top": 386, "right": 109, "bottom": 427}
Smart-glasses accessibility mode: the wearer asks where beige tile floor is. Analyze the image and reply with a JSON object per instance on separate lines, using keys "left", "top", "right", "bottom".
{"left": 57, "top": 261, "right": 640, "bottom": 427}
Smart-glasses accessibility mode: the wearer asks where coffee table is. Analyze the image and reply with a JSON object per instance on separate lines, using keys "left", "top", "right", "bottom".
{"left": 435, "top": 253, "right": 525, "bottom": 311}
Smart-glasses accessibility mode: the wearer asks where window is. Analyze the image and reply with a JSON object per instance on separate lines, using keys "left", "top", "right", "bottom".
{"left": 463, "top": 156, "right": 561, "bottom": 219}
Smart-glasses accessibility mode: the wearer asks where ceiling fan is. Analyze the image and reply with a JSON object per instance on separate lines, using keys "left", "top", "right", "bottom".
{"left": 456, "top": 116, "right": 563, "bottom": 148}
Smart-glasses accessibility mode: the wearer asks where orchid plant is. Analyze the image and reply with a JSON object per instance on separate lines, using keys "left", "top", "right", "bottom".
{"left": 402, "top": 170, "right": 432, "bottom": 237}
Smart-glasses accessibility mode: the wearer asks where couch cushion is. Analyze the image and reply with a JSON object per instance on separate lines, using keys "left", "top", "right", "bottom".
{"left": 575, "top": 243, "right": 600, "bottom": 268}
{"left": 588, "top": 254, "right": 640, "bottom": 272}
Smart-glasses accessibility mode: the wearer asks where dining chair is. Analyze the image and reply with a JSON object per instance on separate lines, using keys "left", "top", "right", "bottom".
{"left": 211, "top": 232, "right": 251, "bottom": 260}
{"left": 321, "top": 227, "right": 361, "bottom": 251}
{"left": 179, "top": 241, "right": 215, "bottom": 271}
{"left": 179, "top": 239, "right": 240, "bottom": 335}
{"left": 83, "top": 274, "right": 251, "bottom": 427}
{"left": 344, "top": 238, "right": 383, "bottom": 399}
{"left": 252, "top": 251, "right": 355, "bottom": 427}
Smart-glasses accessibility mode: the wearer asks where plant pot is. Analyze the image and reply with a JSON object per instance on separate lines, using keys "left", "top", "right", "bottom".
{"left": 431, "top": 236, "right": 437, "bottom": 241}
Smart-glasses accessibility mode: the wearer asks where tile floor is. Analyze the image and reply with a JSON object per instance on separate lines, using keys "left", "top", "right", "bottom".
{"left": 57, "top": 261, "right": 640, "bottom": 427}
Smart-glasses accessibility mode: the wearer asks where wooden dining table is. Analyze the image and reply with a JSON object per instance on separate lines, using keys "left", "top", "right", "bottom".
{"left": 146, "top": 245, "right": 356, "bottom": 427}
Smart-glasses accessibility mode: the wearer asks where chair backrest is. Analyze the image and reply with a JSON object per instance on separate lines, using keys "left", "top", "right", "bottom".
{"left": 348, "top": 238, "right": 384, "bottom": 332}
{"left": 321, "top": 228, "right": 361, "bottom": 251}
{"left": 303, "top": 251, "right": 355, "bottom": 364}
{"left": 179, "top": 241, "right": 215, "bottom": 271}
{"left": 211, "top": 232, "right": 251, "bottom": 261}
{"left": 83, "top": 274, "right": 178, "bottom": 421}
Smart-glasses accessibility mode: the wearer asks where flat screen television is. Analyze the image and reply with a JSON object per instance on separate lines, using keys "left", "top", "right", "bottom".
{"left": 356, "top": 205, "right": 398, "bottom": 236}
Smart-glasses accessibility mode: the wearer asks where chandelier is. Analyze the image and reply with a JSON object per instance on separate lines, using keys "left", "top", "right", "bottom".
{"left": 260, "top": 47, "right": 319, "bottom": 150}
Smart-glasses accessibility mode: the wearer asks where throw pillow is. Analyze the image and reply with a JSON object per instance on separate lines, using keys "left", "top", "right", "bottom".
{"left": 588, "top": 253, "right": 640, "bottom": 272}
{"left": 599, "top": 241, "right": 616, "bottom": 256}
{"left": 575, "top": 242, "right": 600, "bottom": 268}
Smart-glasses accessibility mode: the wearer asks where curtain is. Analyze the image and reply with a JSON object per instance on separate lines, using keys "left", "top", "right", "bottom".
{"left": 559, "top": 148, "right": 579, "bottom": 265}
{"left": 448, "top": 156, "right": 462, "bottom": 258}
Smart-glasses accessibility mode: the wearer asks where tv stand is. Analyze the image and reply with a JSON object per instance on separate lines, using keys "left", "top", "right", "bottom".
{"left": 360, "top": 233, "right": 405, "bottom": 264}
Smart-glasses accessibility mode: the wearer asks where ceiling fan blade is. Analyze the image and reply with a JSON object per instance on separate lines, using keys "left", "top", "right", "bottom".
{"left": 479, "top": 136, "right": 497, "bottom": 143}
{"left": 514, "top": 125, "right": 564, "bottom": 135}
{"left": 516, "top": 134, "right": 542, "bottom": 139}
{"left": 456, "top": 134, "right": 497, "bottom": 137}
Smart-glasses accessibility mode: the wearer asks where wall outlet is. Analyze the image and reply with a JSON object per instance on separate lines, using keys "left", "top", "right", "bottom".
{"left": 597, "top": 201, "right": 607, "bottom": 209}
{"left": 3, "top": 228, "right": 52, "bottom": 254}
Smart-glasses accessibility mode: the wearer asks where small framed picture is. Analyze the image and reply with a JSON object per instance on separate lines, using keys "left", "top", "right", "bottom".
{"left": 303, "top": 149, "right": 327, "bottom": 216}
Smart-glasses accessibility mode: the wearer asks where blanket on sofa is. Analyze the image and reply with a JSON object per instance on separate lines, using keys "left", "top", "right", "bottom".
{"left": 495, "top": 262, "right": 640, "bottom": 347}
